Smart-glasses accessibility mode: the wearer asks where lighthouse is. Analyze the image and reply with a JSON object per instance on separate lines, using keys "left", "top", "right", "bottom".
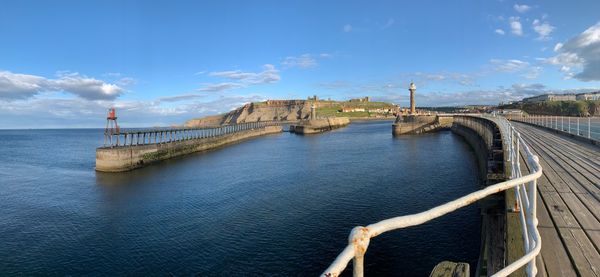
{"left": 409, "top": 82, "right": 416, "bottom": 114}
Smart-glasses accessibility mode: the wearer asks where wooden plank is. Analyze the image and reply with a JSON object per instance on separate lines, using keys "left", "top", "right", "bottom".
{"left": 561, "top": 193, "right": 600, "bottom": 230}
{"left": 535, "top": 254, "right": 547, "bottom": 277}
{"left": 579, "top": 193, "right": 600, "bottom": 221}
{"left": 538, "top": 227, "right": 577, "bottom": 277}
{"left": 535, "top": 190, "right": 578, "bottom": 276}
{"left": 543, "top": 191, "right": 580, "bottom": 228}
{"left": 557, "top": 228, "right": 600, "bottom": 276}
{"left": 520, "top": 129, "right": 600, "bottom": 194}
{"left": 513, "top": 122, "right": 600, "bottom": 276}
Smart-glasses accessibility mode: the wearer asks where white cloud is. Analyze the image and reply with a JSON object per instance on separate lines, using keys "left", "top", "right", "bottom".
{"left": 343, "top": 24, "right": 352, "bottom": 33}
{"left": 0, "top": 71, "right": 126, "bottom": 100}
{"left": 513, "top": 4, "right": 531, "bottom": 13}
{"left": 522, "top": 66, "right": 543, "bottom": 79}
{"left": 198, "top": 82, "right": 244, "bottom": 92}
{"left": 489, "top": 59, "right": 543, "bottom": 79}
{"left": 490, "top": 59, "right": 530, "bottom": 72}
{"left": 282, "top": 54, "right": 318, "bottom": 68}
{"left": 509, "top": 17, "right": 523, "bottom": 36}
{"left": 495, "top": 29, "right": 506, "bottom": 35}
{"left": 52, "top": 74, "right": 124, "bottom": 100}
{"left": 281, "top": 53, "right": 332, "bottom": 69}
{"left": 545, "top": 21, "right": 600, "bottom": 81}
{"left": 378, "top": 83, "right": 599, "bottom": 107}
{"left": 532, "top": 19, "right": 555, "bottom": 40}
{"left": 553, "top": 42, "right": 563, "bottom": 52}
{"left": 199, "top": 64, "right": 280, "bottom": 92}
{"left": 0, "top": 93, "right": 268, "bottom": 129}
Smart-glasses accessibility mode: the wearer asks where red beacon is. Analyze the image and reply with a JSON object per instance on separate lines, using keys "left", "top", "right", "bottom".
{"left": 105, "top": 107, "right": 120, "bottom": 135}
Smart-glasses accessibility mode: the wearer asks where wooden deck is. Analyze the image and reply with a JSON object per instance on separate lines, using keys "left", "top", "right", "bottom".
{"left": 512, "top": 122, "right": 600, "bottom": 277}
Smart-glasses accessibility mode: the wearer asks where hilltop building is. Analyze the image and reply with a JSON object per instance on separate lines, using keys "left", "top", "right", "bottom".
{"left": 576, "top": 92, "right": 600, "bottom": 101}
{"left": 522, "top": 91, "right": 600, "bottom": 103}
{"left": 522, "top": 93, "right": 576, "bottom": 103}
{"left": 349, "top": 97, "right": 370, "bottom": 102}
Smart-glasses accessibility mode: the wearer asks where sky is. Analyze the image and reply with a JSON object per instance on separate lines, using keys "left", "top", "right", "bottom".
{"left": 1, "top": 0, "right": 600, "bottom": 128}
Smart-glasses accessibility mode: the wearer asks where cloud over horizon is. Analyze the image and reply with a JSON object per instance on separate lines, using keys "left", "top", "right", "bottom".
{"left": 0, "top": 71, "right": 127, "bottom": 100}
{"left": 199, "top": 64, "right": 280, "bottom": 92}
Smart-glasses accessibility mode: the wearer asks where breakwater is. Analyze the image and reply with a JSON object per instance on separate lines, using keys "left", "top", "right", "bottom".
{"left": 384, "top": 114, "right": 519, "bottom": 275}
{"left": 392, "top": 114, "right": 454, "bottom": 135}
{"left": 96, "top": 122, "right": 282, "bottom": 172}
{"left": 451, "top": 116, "right": 526, "bottom": 276}
{"left": 289, "top": 117, "right": 350, "bottom": 134}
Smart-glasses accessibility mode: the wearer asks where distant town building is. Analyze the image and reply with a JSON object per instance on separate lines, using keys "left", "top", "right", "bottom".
{"left": 348, "top": 96, "right": 370, "bottom": 102}
{"left": 308, "top": 95, "right": 319, "bottom": 101}
{"left": 522, "top": 93, "right": 576, "bottom": 103}
{"left": 576, "top": 92, "right": 600, "bottom": 101}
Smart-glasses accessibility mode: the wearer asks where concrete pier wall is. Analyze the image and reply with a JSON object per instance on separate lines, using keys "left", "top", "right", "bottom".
{"left": 392, "top": 115, "right": 454, "bottom": 135}
{"left": 451, "top": 116, "right": 503, "bottom": 182}
{"left": 96, "top": 126, "right": 282, "bottom": 172}
{"left": 451, "top": 116, "right": 525, "bottom": 276}
{"left": 290, "top": 117, "right": 350, "bottom": 134}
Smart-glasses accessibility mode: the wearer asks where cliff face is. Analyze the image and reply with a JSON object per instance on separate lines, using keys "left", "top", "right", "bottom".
{"left": 222, "top": 100, "right": 312, "bottom": 124}
{"left": 184, "top": 115, "right": 226, "bottom": 127}
{"left": 184, "top": 99, "right": 398, "bottom": 127}
{"left": 185, "top": 100, "right": 312, "bottom": 127}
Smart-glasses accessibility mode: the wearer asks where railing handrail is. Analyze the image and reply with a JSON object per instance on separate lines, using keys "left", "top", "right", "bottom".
{"left": 102, "top": 120, "right": 284, "bottom": 148}
{"left": 508, "top": 114, "right": 600, "bottom": 141}
{"left": 106, "top": 120, "right": 288, "bottom": 136}
{"left": 322, "top": 115, "right": 543, "bottom": 277}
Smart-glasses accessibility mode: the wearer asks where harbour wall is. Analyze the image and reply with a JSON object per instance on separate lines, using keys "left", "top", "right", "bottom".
{"left": 450, "top": 116, "right": 524, "bottom": 276}
{"left": 392, "top": 114, "right": 454, "bottom": 135}
{"left": 290, "top": 117, "right": 350, "bottom": 134}
{"left": 96, "top": 126, "right": 282, "bottom": 172}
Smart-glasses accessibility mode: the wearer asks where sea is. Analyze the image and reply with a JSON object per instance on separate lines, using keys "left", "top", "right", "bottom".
{"left": 0, "top": 120, "right": 482, "bottom": 276}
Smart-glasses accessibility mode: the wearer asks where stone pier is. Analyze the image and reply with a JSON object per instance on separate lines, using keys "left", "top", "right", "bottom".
{"left": 392, "top": 114, "right": 454, "bottom": 135}
{"left": 289, "top": 117, "right": 350, "bottom": 134}
{"left": 96, "top": 123, "right": 282, "bottom": 172}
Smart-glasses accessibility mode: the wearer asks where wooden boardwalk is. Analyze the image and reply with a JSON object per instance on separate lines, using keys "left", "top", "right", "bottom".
{"left": 512, "top": 122, "right": 600, "bottom": 277}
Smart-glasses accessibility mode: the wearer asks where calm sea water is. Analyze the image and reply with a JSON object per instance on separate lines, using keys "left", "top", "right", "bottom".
{"left": 0, "top": 121, "right": 482, "bottom": 276}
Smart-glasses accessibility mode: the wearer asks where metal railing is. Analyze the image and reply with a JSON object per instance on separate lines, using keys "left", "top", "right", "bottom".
{"left": 322, "top": 116, "right": 543, "bottom": 277}
{"left": 102, "top": 121, "right": 281, "bottom": 148}
{"left": 508, "top": 114, "right": 600, "bottom": 141}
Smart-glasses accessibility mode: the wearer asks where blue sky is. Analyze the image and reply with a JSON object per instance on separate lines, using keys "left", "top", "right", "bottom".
{"left": 1, "top": 0, "right": 600, "bottom": 128}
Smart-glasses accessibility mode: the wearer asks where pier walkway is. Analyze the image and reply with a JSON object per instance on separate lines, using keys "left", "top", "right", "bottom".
{"left": 513, "top": 121, "right": 600, "bottom": 277}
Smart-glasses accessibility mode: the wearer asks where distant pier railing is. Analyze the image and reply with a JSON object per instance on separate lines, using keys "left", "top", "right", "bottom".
{"left": 322, "top": 115, "right": 543, "bottom": 277}
{"left": 507, "top": 114, "right": 600, "bottom": 141}
{"left": 102, "top": 121, "right": 282, "bottom": 148}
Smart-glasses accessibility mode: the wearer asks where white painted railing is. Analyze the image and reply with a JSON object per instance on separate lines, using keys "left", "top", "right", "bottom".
{"left": 321, "top": 116, "right": 543, "bottom": 277}
{"left": 508, "top": 114, "right": 600, "bottom": 141}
